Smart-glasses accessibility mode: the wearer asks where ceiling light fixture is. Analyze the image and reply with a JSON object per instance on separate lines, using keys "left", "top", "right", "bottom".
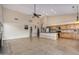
{"left": 77, "top": 6, "right": 79, "bottom": 21}
{"left": 72, "top": 5, "right": 79, "bottom": 21}
{"left": 54, "top": 11, "right": 56, "bottom": 14}
{"left": 45, "top": 13, "right": 48, "bottom": 16}
{"left": 51, "top": 9, "right": 56, "bottom": 14}
{"left": 51, "top": 9, "right": 54, "bottom": 12}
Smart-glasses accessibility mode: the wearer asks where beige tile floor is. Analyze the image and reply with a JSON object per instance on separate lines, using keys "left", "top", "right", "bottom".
{"left": 1, "top": 37, "right": 79, "bottom": 55}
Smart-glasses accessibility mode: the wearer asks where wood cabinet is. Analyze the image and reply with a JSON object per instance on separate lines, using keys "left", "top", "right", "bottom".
{"left": 60, "top": 32, "right": 75, "bottom": 39}
{"left": 60, "top": 32, "right": 79, "bottom": 40}
{"left": 60, "top": 25, "right": 67, "bottom": 30}
{"left": 49, "top": 24, "right": 76, "bottom": 30}
{"left": 51, "top": 26, "right": 58, "bottom": 30}
{"left": 48, "top": 23, "right": 79, "bottom": 40}
{"left": 60, "top": 24, "right": 76, "bottom": 30}
{"left": 68, "top": 24, "right": 76, "bottom": 30}
{"left": 75, "top": 23, "right": 79, "bottom": 29}
{"left": 75, "top": 34, "right": 79, "bottom": 40}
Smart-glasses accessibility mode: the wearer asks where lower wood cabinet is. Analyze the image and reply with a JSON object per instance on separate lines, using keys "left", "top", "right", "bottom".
{"left": 60, "top": 32, "right": 77, "bottom": 39}
{"left": 75, "top": 34, "right": 79, "bottom": 40}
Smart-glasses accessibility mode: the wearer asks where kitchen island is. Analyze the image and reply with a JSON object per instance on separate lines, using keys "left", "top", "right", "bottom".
{"left": 40, "top": 32, "right": 58, "bottom": 40}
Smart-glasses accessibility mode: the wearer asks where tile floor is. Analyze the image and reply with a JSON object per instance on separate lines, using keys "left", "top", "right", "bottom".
{"left": 0, "top": 37, "right": 79, "bottom": 55}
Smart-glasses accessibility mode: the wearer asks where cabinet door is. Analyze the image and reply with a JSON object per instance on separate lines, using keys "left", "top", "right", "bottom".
{"left": 70, "top": 24, "right": 76, "bottom": 30}
{"left": 60, "top": 32, "right": 74, "bottom": 39}
{"left": 75, "top": 34, "right": 79, "bottom": 40}
{"left": 66, "top": 24, "right": 72, "bottom": 29}
{"left": 60, "top": 25, "right": 67, "bottom": 30}
{"left": 51, "top": 26, "right": 57, "bottom": 30}
{"left": 66, "top": 33, "right": 74, "bottom": 39}
{"left": 60, "top": 24, "right": 76, "bottom": 30}
{"left": 76, "top": 24, "right": 79, "bottom": 29}
{"left": 60, "top": 32, "right": 67, "bottom": 38}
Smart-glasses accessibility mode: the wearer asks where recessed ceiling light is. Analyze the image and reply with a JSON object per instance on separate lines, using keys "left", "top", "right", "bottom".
{"left": 45, "top": 13, "right": 48, "bottom": 15}
{"left": 54, "top": 11, "right": 56, "bottom": 14}
{"left": 42, "top": 11, "right": 45, "bottom": 13}
{"left": 51, "top": 9, "right": 54, "bottom": 12}
{"left": 37, "top": 7, "right": 39, "bottom": 9}
{"left": 51, "top": 9, "right": 56, "bottom": 14}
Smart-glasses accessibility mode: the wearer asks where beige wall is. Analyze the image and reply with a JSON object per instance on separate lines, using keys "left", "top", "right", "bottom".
{"left": 3, "top": 8, "right": 43, "bottom": 40}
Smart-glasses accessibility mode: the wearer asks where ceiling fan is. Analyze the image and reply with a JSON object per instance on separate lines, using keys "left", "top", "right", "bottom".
{"left": 32, "top": 4, "right": 41, "bottom": 18}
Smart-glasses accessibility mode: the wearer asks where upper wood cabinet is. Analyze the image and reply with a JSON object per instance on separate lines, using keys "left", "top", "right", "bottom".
{"left": 49, "top": 23, "right": 77, "bottom": 30}
{"left": 60, "top": 25, "right": 67, "bottom": 30}
{"left": 48, "top": 23, "right": 79, "bottom": 33}
{"left": 51, "top": 26, "right": 58, "bottom": 30}
{"left": 66, "top": 24, "right": 76, "bottom": 30}
{"left": 60, "top": 24, "right": 76, "bottom": 30}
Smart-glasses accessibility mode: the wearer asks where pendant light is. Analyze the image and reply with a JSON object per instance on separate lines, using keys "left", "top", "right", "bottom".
{"left": 76, "top": 6, "right": 79, "bottom": 21}
{"left": 72, "top": 5, "right": 79, "bottom": 22}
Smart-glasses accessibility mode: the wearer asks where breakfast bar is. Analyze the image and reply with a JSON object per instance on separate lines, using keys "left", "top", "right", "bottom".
{"left": 40, "top": 33, "right": 58, "bottom": 40}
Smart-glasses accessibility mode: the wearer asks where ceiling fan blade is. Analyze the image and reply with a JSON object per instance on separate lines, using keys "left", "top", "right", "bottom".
{"left": 36, "top": 15, "right": 40, "bottom": 18}
{"left": 33, "top": 13, "right": 37, "bottom": 16}
{"left": 32, "top": 4, "right": 41, "bottom": 18}
{"left": 38, "top": 14, "right": 41, "bottom": 16}
{"left": 37, "top": 16, "right": 39, "bottom": 18}
{"left": 35, "top": 13, "right": 41, "bottom": 16}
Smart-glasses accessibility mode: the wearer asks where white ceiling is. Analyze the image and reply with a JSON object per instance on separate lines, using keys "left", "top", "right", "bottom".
{"left": 3, "top": 4, "right": 79, "bottom": 16}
